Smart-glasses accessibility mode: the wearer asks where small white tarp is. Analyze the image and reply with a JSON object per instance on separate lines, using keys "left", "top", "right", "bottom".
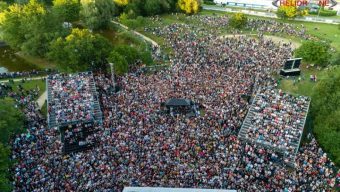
{"left": 123, "top": 187, "right": 237, "bottom": 192}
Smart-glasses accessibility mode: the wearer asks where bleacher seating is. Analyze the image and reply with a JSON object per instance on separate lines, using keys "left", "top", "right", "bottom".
{"left": 238, "top": 88, "right": 310, "bottom": 167}
{"left": 47, "top": 72, "right": 103, "bottom": 154}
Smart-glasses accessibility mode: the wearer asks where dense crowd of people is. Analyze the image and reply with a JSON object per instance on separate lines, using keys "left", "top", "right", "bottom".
{"left": 47, "top": 72, "right": 96, "bottom": 125}
{"left": 0, "top": 69, "right": 53, "bottom": 79}
{"left": 7, "top": 15, "right": 339, "bottom": 191}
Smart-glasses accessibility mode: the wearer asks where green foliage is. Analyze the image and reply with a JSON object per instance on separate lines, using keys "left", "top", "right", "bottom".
{"left": 0, "top": 2, "right": 8, "bottom": 12}
{"left": 295, "top": 41, "right": 331, "bottom": 67}
{"left": 0, "top": 0, "right": 65, "bottom": 56}
{"left": 109, "top": 50, "right": 128, "bottom": 75}
{"left": 331, "top": 53, "right": 340, "bottom": 66}
{"left": 80, "top": 0, "right": 115, "bottom": 30}
{"left": 48, "top": 28, "right": 112, "bottom": 72}
{"left": 0, "top": 98, "right": 24, "bottom": 144}
{"left": 312, "top": 68, "right": 340, "bottom": 166}
{"left": 0, "top": 143, "right": 11, "bottom": 192}
{"left": 119, "top": 15, "right": 146, "bottom": 29}
{"left": 277, "top": 6, "right": 297, "bottom": 19}
{"left": 204, "top": 0, "right": 215, "bottom": 5}
{"left": 52, "top": 0, "right": 81, "bottom": 22}
{"left": 114, "top": 44, "right": 139, "bottom": 65}
{"left": 229, "top": 12, "right": 248, "bottom": 29}
{"left": 178, "top": 0, "right": 201, "bottom": 15}
{"left": 310, "top": 8, "right": 337, "bottom": 17}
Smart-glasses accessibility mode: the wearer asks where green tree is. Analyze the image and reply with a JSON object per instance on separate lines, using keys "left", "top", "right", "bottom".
{"left": 0, "top": 0, "right": 64, "bottom": 56}
{"left": 0, "top": 143, "right": 11, "bottom": 192}
{"left": 277, "top": 6, "right": 298, "bottom": 19}
{"left": 80, "top": 0, "right": 115, "bottom": 30}
{"left": 52, "top": 0, "right": 80, "bottom": 22}
{"left": 229, "top": 12, "right": 248, "bottom": 29}
{"left": 312, "top": 68, "right": 340, "bottom": 166}
{"left": 114, "top": 45, "right": 139, "bottom": 65}
{"left": 48, "top": 28, "right": 112, "bottom": 72}
{"left": 0, "top": 98, "right": 24, "bottom": 144}
{"left": 178, "top": 0, "right": 201, "bottom": 14}
{"left": 109, "top": 50, "right": 128, "bottom": 75}
{"left": 0, "top": 2, "right": 8, "bottom": 12}
{"left": 295, "top": 41, "right": 331, "bottom": 67}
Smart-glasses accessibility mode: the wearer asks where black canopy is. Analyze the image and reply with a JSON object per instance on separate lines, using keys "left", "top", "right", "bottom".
{"left": 165, "top": 98, "right": 192, "bottom": 107}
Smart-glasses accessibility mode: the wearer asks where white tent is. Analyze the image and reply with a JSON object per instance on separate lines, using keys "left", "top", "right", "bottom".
{"left": 123, "top": 187, "right": 237, "bottom": 192}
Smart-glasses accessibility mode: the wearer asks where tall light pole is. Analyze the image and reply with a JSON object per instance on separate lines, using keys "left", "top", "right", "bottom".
{"left": 109, "top": 62, "right": 116, "bottom": 90}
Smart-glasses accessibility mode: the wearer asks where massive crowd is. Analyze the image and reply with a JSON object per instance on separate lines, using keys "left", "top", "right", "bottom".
{"left": 7, "top": 15, "right": 339, "bottom": 191}
{"left": 47, "top": 72, "right": 96, "bottom": 125}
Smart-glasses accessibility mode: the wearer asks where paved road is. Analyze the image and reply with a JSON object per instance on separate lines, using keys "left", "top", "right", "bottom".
{"left": 203, "top": 5, "right": 340, "bottom": 24}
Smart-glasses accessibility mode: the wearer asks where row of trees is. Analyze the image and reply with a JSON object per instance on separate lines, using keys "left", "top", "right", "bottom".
{"left": 0, "top": 98, "right": 25, "bottom": 191}
{"left": 115, "top": 0, "right": 202, "bottom": 17}
{"left": 311, "top": 67, "right": 340, "bottom": 166}
{"left": 0, "top": 0, "right": 202, "bottom": 73}
{"left": 0, "top": 0, "right": 155, "bottom": 73}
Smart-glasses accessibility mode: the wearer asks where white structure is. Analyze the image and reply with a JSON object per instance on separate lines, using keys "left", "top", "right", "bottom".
{"left": 213, "top": 0, "right": 277, "bottom": 9}
{"left": 123, "top": 187, "right": 237, "bottom": 192}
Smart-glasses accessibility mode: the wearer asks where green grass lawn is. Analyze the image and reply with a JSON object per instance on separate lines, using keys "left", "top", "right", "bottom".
{"left": 4, "top": 79, "right": 46, "bottom": 97}
{"left": 278, "top": 64, "right": 326, "bottom": 97}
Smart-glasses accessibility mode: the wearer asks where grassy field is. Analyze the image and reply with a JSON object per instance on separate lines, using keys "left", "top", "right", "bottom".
{"left": 3, "top": 79, "right": 46, "bottom": 97}
{"left": 278, "top": 65, "right": 327, "bottom": 97}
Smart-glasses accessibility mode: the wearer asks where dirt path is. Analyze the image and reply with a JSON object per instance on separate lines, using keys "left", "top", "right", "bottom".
{"left": 220, "top": 34, "right": 301, "bottom": 49}
{"left": 36, "top": 90, "right": 47, "bottom": 109}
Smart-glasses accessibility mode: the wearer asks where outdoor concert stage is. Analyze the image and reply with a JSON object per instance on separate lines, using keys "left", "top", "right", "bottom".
{"left": 280, "top": 58, "right": 302, "bottom": 76}
{"left": 163, "top": 98, "right": 199, "bottom": 117}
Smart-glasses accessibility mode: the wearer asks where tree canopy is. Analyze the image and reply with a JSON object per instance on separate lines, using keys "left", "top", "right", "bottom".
{"left": 0, "top": 0, "right": 64, "bottom": 56}
{"left": 0, "top": 143, "right": 11, "bottom": 192}
{"left": 312, "top": 67, "right": 340, "bottom": 166}
{"left": 52, "top": 0, "right": 81, "bottom": 22}
{"left": 177, "top": 0, "right": 201, "bottom": 15}
{"left": 0, "top": 98, "right": 24, "bottom": 144}
{"left": 295, "top": 41, "right": 331, "bottom": 67}
{"left": 229, "top": 12, "right": 248, "bottom": 29}
{"left": 80, "top": 0, "right": 116, "bottom": 30}
{"left": 48, "top": 28, "right": 112, "bottom": 72}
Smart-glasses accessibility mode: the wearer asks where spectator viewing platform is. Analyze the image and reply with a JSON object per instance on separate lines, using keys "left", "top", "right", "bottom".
{"left": 238, "top": 88, "right": 310, "bottom": 166}
{"left": 47, "top": 72, "right": 103, "bottom": 154}
{"left": 47, "top": 72, "right": 103, "bottom": 128}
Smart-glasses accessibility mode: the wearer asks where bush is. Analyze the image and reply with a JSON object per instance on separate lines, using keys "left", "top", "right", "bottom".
{"left": 295, "top": 41, "right": 331, "bottom": 67}
{"left": 309, "top": 8, "right": 337, "bottom": 16}
{"left": 204, "top": 0, "right": 215, "bottom": 5}
{"left": 229, "top": 12, "right": 248, "bottom": 29}
{"left": 277, "top": 6, "right": 298, "bottom": 19}
{"left": 319, "top": 9, "right": 337, "bottom": 16}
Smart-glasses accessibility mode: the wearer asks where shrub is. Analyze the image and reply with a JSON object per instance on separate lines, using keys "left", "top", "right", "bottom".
{"left": 295, "top": 41, "right": 331, "bottom": 67}
{"left": 229, "top": 12, "right": 248, "bottom": 29}
{"left": 204, "top": 0, "right": 215, "bottom": 5}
